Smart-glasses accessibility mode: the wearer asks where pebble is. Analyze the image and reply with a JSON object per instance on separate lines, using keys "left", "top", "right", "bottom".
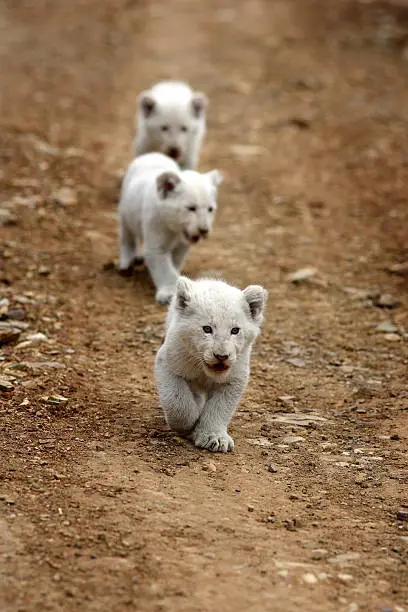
{"left": 0, "top": 327, "right": 21, "bottom": 345}
{"left": 287, "top": 267, "right": 316, "bottom": 283}
{"left": 277, "top": 569, "right": 289, "bottom": 578}
{"left": 338, "top": 573, "right": 353, "bottom": 583}
{"left": 384, "top": 333, "right": 400, "bottom": 342}
{"left": 202, "top": 461, "right": 217, "bottom": 472}
{"left": 247, "top": 504, "right": 255, "bottom": 512}
{"left": 268, "top": 464, "right": 278, "bottom": 473}
{"left": 41, "top": 394, "right": 69, "bottom": 405}
{"left": 0, "top": 378, "right": 14, "bottom": 392}
{"left": 4, "top": 309, "right": 26, "bottom": 321}
{"left": 282, "top": 435, "right": 305, "bottom": 444}
{"left": 328, "top": 552, "right": 360, "bottom": 565}
{"left": 374, "top": 294, "right": 400, "bottom": 309}
{"left": 302, "top": 572, "right": 318, "bottom": 585}
{"left": 285, "top": 357, "right": 305, "bottom": 368}
{"left": 271, "top": 413, "right": 328, "bottom": 426}
{"left": 387, "top": 260, "right": 408, "bottom": 275}
{"left": 247, "top": 437, "right": 273, "bottom": 448}
{"left": 375, "top": 321, "right": 398, "bottom": 333}
{"left": 397, "top": 510, "right": 408, "bottom": 521}
{"left": 311, "top": 549, "right": 329, "bottom": 560}
{"left": 52, "top": 186, "right": 77, "bottom": 206}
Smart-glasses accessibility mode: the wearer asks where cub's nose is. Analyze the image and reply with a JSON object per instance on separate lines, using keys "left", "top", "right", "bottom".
{"left": 167, "top": 147, "right": 180, "bottom": 160}
{"left": 199, "top": 228, "right": 209, "bottom": 238}
{"left": 213, "top": 353, "right": 229, "bottom": 362}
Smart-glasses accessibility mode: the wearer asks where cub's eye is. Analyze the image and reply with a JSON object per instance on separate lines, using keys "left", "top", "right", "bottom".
{"left": 208, "top": 206, "right": 214, "bottom": 213}
{"left": 188, "top": 205, "right": 197, "bottom": 212}
{"left": 180, "top": 125, "right": 188, "bottom": 132}
{"left": 231, "top": 327, "right": 240, "bottom": 335}
{"left": 202, "top": 325, "right": 213, "bottom": 334}
{"left": 161, "top": 125, "right": 170, "bottom": 132}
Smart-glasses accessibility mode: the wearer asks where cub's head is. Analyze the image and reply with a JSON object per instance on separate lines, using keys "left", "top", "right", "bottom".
{"left": 139, "top": 89, "right": 207, "bottom": 166}
{"left": 156, "top": 169, "right": 222, "bottom": 245}
{"left": 170, "top": 277, "right": 268, "bottom": 381}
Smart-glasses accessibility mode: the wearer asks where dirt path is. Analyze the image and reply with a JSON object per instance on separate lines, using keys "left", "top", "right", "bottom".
{"left": 1, "top": 1, "right": 408, "bottom": 611}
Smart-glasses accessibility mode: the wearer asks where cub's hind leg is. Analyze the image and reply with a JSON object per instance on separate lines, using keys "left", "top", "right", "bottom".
{"left": 119, "top": 222, "right": 143, "bottom": 274}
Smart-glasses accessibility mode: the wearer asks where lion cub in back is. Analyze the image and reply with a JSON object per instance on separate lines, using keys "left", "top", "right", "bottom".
{"left": 155, "top": 276, "right": 267, "bottom": 452}
{"left": 134, "top": 81, "right": 207, "bottom": 169}
{"left": 118, "top": 153, "right": 222, "bottom": 305}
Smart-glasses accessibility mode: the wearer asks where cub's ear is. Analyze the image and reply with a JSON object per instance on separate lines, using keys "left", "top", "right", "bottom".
{"left": 157, "top": 172, "right": 181, "bottom": 199}
{"left": 206, "top": 169, "right": 223, "bottom": 188}
{"left": 191, "top": 92, "right": 208, "bottom": 118}
{"left": 175, "top": 276, "right": 194, "bottom": 311}
{"left": 139, "top": 92, "right": 155, "bottom": 118}
{"left": 242, "top": 285, "right": 268, "bottom": 325}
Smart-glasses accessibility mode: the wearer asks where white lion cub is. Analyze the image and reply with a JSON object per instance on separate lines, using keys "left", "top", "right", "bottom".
{"left": 119, "top": 153, "right": 222, "bottom": 304}
{"left": 155, "top": 276, "right": 268, "bottom": 452}
{"left": 134, "top": 81, "right": 207, "bottom": 169}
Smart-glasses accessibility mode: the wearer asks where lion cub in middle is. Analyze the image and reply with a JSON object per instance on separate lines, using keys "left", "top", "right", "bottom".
{"left": 119, "top": 153, "right": 222, "bottom": 305}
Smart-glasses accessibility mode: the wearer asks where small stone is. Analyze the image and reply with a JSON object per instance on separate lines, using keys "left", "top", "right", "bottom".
{"left": 202, "top": 461, "right": 217, "bottom": 472}
{"left": 282, "top": 435, "right": 305, "bottom": 444}
{"left": 0, "top": 327, "right": 21, "bottom": 346}
{"left": 375, "top": 321, "right": 398, "bottom": 333}
{"left": 338, "top": 573, "right": 353, "bottom": 583}
{"left": 247, "top": 504, "right": 255, "bottom": 512}
{"left": 0, "top": 378, "right": 14, "bottom": 392}
{"left": 387, "top": 260, "right": 408, "bottom": 275}
{"left": 268, "top": 464, "right": 278, "bottom": 473}
{"left": 374, "top": 294, "right": 400, "bottom": 309}
{"left": 285, "top": 357, "right": 305, "bottom": 368}
{"left": 287, "top": 267, "right": 316, "bottom": 283}
{"left": 311, "top": 549, "right": 329, "bottom": 560}
{"left": 328, "top": 552, "right": 360, "bottom": 565}
{"left": 5, "top": 309, "right": 26, "bottom": 321}
{"left": 397, "top": 510, "right": 408, "bottom": 521}
{"left": 247, "top": 437, "right": 273, "bottom": 448}
{"left": 384, "top": 333, "right": 400, "bottom": 342}
{"left": 52, "top": 187, "right": 77, "bottom": 207}
{"left": 302, "top": 572, "right": 318, "bottom": 584}
{"left": 38, "top": 266, "right": 51, "bottom": 276}
{"left": 0, "top": 209, "right": 18, "bottom": 227}
{"left": 278, "top": 395, "right": 295, "bottom": 405}
{"left": 390, "top": 434, "right": 400, "bottom": 441}
{"left": 41, "top": 394, "right": 69, "bottom": 405}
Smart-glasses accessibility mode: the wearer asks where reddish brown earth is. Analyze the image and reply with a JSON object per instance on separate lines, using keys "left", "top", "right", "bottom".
{"left": 1, "top": 1, "right": 408, "bottom": 611}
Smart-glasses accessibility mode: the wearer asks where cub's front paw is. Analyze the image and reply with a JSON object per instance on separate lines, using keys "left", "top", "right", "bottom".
{"left": 193, "top": 430, "right": 234, "bottom": 453}
{"left": 155, "top": 287, "right": 175, "bottom": 305}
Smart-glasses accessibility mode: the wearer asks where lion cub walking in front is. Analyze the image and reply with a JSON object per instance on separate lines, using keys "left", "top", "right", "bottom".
{"left": 155, "top": 276, "right": 267, "bottom": 452}
{"left": 118, "top": 153, "right": 222, "bottom": 305}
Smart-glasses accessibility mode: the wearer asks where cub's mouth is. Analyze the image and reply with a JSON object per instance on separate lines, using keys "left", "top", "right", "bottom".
{"left": 183, "top": 230, "right": 200, "bottom": 244}
{"left": 166, "top": 147, "right": 181, "bottom": 161}
{"left": 205, "top": 362, "right": 230, "bottom": 373}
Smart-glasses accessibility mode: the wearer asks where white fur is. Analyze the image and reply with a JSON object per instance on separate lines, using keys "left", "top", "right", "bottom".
{"left": 119, "top": 154, "right": 222, "bottom": 304}
{"left": 134, "top": 81, "right": 207, "bottom": 170}
{"left": 155, "top": 277, "right": 267, "bottom": 452}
